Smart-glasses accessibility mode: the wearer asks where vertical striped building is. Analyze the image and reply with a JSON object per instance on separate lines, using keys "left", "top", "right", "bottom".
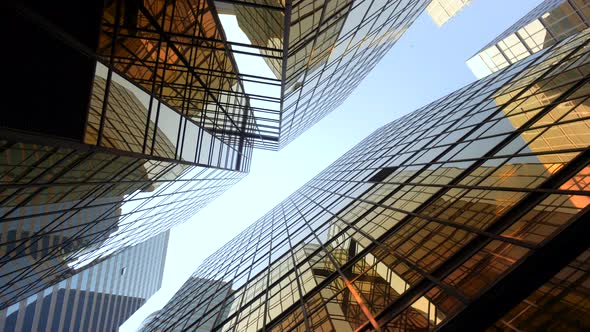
{"left": 0, "top": 231, "right": 169, "bottom": 332}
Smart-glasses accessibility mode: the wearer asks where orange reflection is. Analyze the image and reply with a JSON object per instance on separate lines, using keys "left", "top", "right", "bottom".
{"left": 346, "top": 278, "right": 382, "bottom": 332}
{"left": 559, "top": 165, "right": 590, "bottom": 208}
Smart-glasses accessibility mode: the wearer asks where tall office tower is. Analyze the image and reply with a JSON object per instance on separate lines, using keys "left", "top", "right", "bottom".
{"left": 467, "top": 0, "right": 590, "bottom": 78}
{"left": 425, "top": 0, "right": 471, "bottom": 27}
{"left": 145, "top": 29, "right": 590, "bottom": 331}
{"left": 0, "top": 231, "right": 169, "bottom": 332}
{"left": 3, "top": 0, "right": 432, "bottom": 311}
{"left": 211, "top": 0, "right": 433, "bottom": 148}
{"left": 2, "top": 0, "right": 253, "bottom": 312}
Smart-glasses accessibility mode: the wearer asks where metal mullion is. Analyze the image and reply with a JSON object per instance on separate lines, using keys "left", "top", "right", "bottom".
{"left": 276, "top": 0, "right": 293, "bottom": 146}
{"left": 176, "top": 228, "right": 264, "bottom": 330}
{"left": 248, "top": 106, "right": 281, "bottom": 115}
{"left": 190, "top": 0, "right": 262, "bottom": 158}
{"left": 287, "top": 0, "right": 421, "bottom": 141}
{"left": 567, "top": 0, "right": 589, "bottom": 30}
{"left": 0, "top": 156, "right": 145, "bottom": 258}
{"left": 97, "top": 0, "right": 127, "bottom": 149}
{"left": 283, "top": 0, "right": 339, "bottom": 138}
{"left": 140, "top": 2, "right": 168, "bottom": 154}
{"left": 524, "top": 255, "right": 589, "bottom": 316}
{"left": 260, "top": 209, "right": 277, "bottom": 330}
{"left": 150, "top": 2, "right": 178, "bottom": 157}
{"left": 287, "top": 2, "right": 351, "bottom": 55}
{"left": 103, "top": 21, "right": 284, "bottom": 53}
{"left": 295, "top": 188, "right": 473, "bottom": 303}
{"left": 186, "top": 216, "right": 272, "bottom": 331}
{"left": 288, "top": 196, "right": 387, "bottom": 331}
{"left": 175, "top": 11, "right": 200, "bottom": 162}
{"left": 279, "top": 203, "right": 313, "bottom": 332}
{"left": 303, "top": 182, "right": 538, "bottom": 250}
{"left": 137, "top": 5, "right": 244, "bottom": 135}
{"left": 438, "top": 205, "right": 590, "bottom": 331}
{"left": 98, "top": 1, "right": 173, "bottom": 71}
{"left": 316, "top": 171, "right": 590, "bottom": 198}
{"left": 0, "top": 146, "right": 61, "bottom": 208}
{"left": 0, "top": 149, "right": 81, "bottom": 219}
{"left": 215, "top": 0, "right": 284, "bottom": 11}
{"left": 205, "top": 46, "right": 219, "bottom": 168}
{"left": 263, "top": 188, "right": 396, "bottom": 329}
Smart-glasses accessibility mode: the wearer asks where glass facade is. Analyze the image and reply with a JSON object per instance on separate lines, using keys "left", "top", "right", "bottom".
{"left": 3, "top": 0, "right": 430, "bottom": 315}
{"left": 96, "top": 0, "right": 262, "bottom": 154}
{"left": 491, "top": 249, "right": 590, "bottom": 331}
{"left": 145, "top": 29, "right": 590, "bottom": 331}
{"left": 218, "top": 0, "right": 432, "bottom": 148}
{"left": 467, "top": 0, "right": 590, "bottom": 78}
{"left": 0, "top": 231, "right": 169, "bottom": 332}
{"left": 142, "top": 278, "right": 233, "bottom": 331}
{"left": 0, "top": 74, "right": 246, "bottom": 311}
{"left": 425, "top": 0, "right": 471, "bottom": 27}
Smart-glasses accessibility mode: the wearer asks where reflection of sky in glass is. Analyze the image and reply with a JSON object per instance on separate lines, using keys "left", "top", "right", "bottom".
{"left": 70, "top": 165, "right": 215, "bottom": 270}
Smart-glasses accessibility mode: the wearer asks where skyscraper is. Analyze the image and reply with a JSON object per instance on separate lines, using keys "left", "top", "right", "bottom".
{"left": 3, "top": 0, "right": 434, "bottom": 311}
{"left": 144, "top": 28, "right": 590, "bottom": 331}
{"left": 0, "top": 231, "right": 169, "bottom": 332}
{"left": 466, "top": 0, "right": 590, "bottom": 78}
{"left": 222, "top": 0, "right": 433, "bottom": 148}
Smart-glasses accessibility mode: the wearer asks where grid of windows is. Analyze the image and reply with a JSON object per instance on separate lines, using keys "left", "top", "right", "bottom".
{"left": 0, "top": 231, "right": 169, "bottom": 332}
{"left": 144, "top": 278, "right": 233, "bottom": 331}
{"left": 2, "top": 0, "right": 435, "bottom": 324}
{"left": 279, "top": 0, "right": 430, "bottom": 148}
{"left": 97, "top": 0, "right": 265, "bottom": 151}
{"left": 224, "top": 0, "right": 431, "bottom": 148}
{"left": 467, "top": 0, "right": 590, "bottom": 78}
{"left": 425, "top": 0, "right": 471, "bottom": 27}
{"left": 491, "top": 248, "right": 590, "bottom": 331}
{"left": 0, "top": 137, "right": 244, "bottom": 309}
{"left": 145, "top": 29, "right": 590, "bottom": 331}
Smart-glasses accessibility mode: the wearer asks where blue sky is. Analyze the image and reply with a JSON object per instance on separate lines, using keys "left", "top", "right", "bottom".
{"left": 120, "top": 0, "right": 544, "bottom": 330}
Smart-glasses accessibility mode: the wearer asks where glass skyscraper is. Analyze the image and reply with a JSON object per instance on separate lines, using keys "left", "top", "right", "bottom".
{"left": 0, "top": 231, "right": 169, "bottom": 332}
{"left": 144, "top": 28, "right": 590, "bottom": 331}
{"left": 467, "top": 0, "right": 590, "bottom": 78}
{"left": 2, "top": 0, "right": 434, "bottom": 312}
{"left": 224, "top": 0, "right": 433, "bottom": 148}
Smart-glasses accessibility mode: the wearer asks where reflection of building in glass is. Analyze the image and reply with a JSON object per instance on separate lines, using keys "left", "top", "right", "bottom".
{"left": 0, "top": 70, "right": 244, "bottom": 310}
{"left": 467, "top": 0, "right": 590, "bottom": 78}
{"left": 0, "top": 231, "right": 169, "bottom": 332}
{"left": 491, "top": 248, "right": 590, "bottom": 331}
{"left": 144, "top": 30, "right": 590, "bottom": 331}
{"left": 426, "top": 0, "right": 471, "bottom": 27}
{"left": 145, "top": 277, "right": 233, "bottom": 331}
